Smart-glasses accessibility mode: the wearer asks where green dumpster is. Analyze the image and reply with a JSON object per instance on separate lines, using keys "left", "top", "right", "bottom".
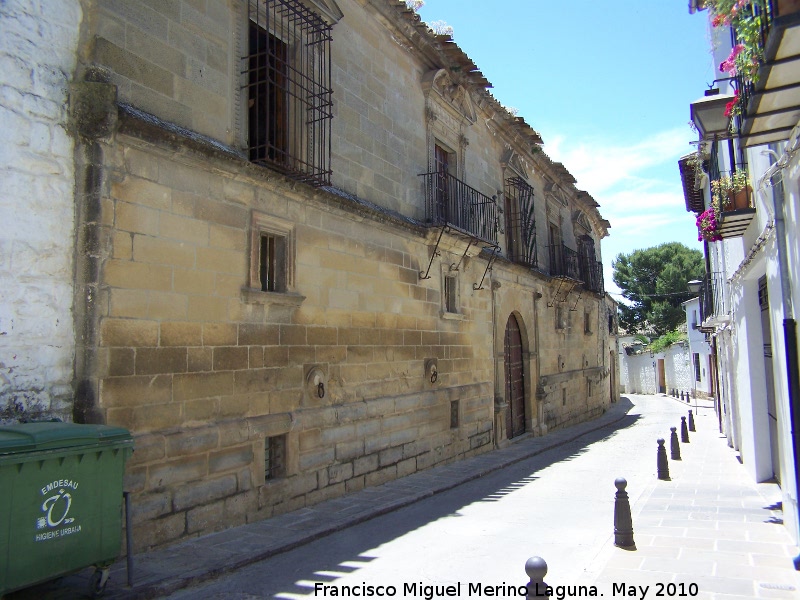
{"left": 0, "top": 422, "right": 133, "bottom": 596}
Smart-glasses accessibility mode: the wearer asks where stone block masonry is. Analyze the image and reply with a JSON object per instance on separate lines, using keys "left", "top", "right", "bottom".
{"left": 126, "top": 383, "right": 490, "bottom": 551}
{"left": 0, "top": 0, "right": 82, "bottom": 423}
{"left": 94, "top": 131, "right": 496, "bottom": 549}
{"left": 57, "top": 0, "right": 614, "bottom": 553}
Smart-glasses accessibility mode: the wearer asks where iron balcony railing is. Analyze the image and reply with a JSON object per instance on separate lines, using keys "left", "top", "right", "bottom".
{"left": 731, "top": 0, "right": 796, "bottom": 134}
{"left": 420, "top": 171, "right": 498, "bottom": 244}
{"left": 732, "top": 1, "right": 772, "bottom": 127}
{"left": 549, "top": 243, "right": 580, "bottom": 280}
{"left": 699, "top": 271, "right": 729, "bottom": 324}
{"left": 579, "top": 258, "right": 605, "bottom": 294}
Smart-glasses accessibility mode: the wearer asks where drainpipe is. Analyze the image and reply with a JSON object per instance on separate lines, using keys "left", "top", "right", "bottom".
{"left": 761, "top": 149, "right": 800, "bottom": 567}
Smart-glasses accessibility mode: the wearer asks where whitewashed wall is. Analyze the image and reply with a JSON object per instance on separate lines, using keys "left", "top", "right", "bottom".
{"left": 685, "top": 298, "right": 714, "bottom": 397}
{"left": 620, "top": 343, "right": 691, "bottom": 396}
{"left": 0, "top": 0, "right": 82, "bottom": 422}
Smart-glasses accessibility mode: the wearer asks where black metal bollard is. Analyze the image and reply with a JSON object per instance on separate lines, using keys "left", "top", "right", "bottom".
{"left": 679, "top": 391, "right": 685, "bottom": 402}
{"left": 657, "top": 438, "right": 670, "bottom": 480}
{"left": 688, "top": 410, "right": 696, "bottom": 432}
{"left": 670, "top": 427, "right": 682, "bottom": 460}
{"left": 681, "top": 416, "right": 690, "bottom": 443}
{"left": 685, "top": 392, "right": 690, "bottom": 404}
{"left": 614, "top": 478, "right": 635, "bottom": 549}
{"left": 525, "top": 556, "right": 549, "bottom": 598}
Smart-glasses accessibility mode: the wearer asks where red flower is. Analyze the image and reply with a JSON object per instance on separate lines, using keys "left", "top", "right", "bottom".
{"left": 724, "top": 90, "right": 741, "bottom": 118}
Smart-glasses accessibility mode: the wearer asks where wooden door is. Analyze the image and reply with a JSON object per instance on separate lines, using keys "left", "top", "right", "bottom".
{"left": 504, "top": 315, "right": 526, "bottom": 439}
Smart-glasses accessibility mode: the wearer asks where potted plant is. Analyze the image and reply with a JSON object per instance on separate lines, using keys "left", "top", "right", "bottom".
{"left": 706, "top": 0, "right": 766, "bottom": 85}
{"left": 685, "top": 145, "right": 709, "bottom": 189}
{"left": 711, "top": 170, "right": 751, "bottom": 211}
{"left": 697, "top": 207, "right": 722, "bottom": 242}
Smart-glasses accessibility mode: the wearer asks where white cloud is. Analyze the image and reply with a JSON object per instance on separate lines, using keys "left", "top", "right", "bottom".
{"left": 544, "top": 128, "right": 692, "bottom": 195}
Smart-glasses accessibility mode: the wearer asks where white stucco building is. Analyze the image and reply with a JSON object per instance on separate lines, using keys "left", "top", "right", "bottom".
{"left": 683, "top": 0, "right": 800, "bottom": 549}
{"left": 0, "top": 0, "right": 82, "bottom": 422}
{"left": 683, "top": 297, "right": 714, "bottom": 400}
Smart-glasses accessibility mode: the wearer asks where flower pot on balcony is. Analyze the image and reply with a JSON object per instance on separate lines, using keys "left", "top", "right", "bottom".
{"left": 726, "top": 185, "right": 752, "bottom": 211}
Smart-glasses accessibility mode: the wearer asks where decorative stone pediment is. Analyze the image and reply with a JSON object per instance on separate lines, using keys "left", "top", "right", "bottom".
{"left": 422, "top": 69, "right": 476, "bottom": 125}
{"left": 300, "top": 0, "right": 343, "bottom": 24}
{"left": 548, "top": 189, "right": 568, "bottom": 208}
{"left": 572, "top": 211, "right": 593, "bottom": 235}
{"left": 500, "top": 147, "right": 529, "bottom": 179}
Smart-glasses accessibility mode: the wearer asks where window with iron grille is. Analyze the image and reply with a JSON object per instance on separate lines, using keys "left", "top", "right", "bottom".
{"left": 548, "top": 223, "right": 562, "bottom": 275}
{"left": 265, "top": 435, "right": 286, "bottom": 481}
{"left": 504, "top": 176, "right": 537, "bottom": 268}
{"left": 245, "top": 0, "right": 333, "bottom": 186}
{"left": 693, "top": 353, "right": 701, "bottom": 382}
{"left": 450, "top": 400, "right": 459, "bottom": 429}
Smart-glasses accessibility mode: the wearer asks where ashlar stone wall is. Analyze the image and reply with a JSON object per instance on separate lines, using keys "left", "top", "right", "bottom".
{"left": 69, "top": 0, "right": 612, "bottom": 551}
{"left": 89, "top": 127, "right": 493, "bottom": 549}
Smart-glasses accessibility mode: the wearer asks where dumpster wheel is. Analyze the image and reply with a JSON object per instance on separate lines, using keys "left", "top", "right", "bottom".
{"left": 89, "top": 567, "right": 110, "bottom": 598}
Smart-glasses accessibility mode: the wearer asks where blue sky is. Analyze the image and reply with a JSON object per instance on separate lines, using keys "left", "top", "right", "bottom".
{"left": 416, "top": 1, "right": 714, "bottom": 297}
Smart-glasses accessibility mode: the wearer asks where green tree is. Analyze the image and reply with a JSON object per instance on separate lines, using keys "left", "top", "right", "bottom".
{"left": 612, "top": 242, "right": 704, "bottom": 336}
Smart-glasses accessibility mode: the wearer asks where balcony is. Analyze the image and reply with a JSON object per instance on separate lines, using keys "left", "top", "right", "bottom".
{"left": 420, "top": 171, "right": 498, "bottom": 245}
{"left": 714, "top": 172, "right": 757, "bottom": 239}
{"left": 549, "top": 243, "right": 580, "bottom": 280}
{"left": 579, "top": 258, "right": 605, "bottom": 295}
{"left": 734, "top": 0, "right": 800, "bottom": 147}
{"left": 698, "top": 271, "right": 730, "bottom": 330}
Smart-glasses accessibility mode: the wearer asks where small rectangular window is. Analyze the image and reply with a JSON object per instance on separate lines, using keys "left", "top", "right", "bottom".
{"left": 249, "top": 211, "right": 295, "bottom": 295}
{"left": 450, "top": 400, "right": 459, "bottom": 429}
{"left": 265, "top": 435, "right": 286, "bottom": 481}
{"left": 584, "top": 312, "right": 592, "bottom": 335}
{"left": 694, "top": 353, "right": 701, "bottom": 382}
{"left": 444, "top": 275, "right": 458, "bottom": 313}
{"left": 259, "top": 233, "right": 286, "bottom": 292}
{"left": 555, "top": 306, "right": 566, "bottom": 330}
{"left": 562, "top": 388, "right": 567, "bottom": 406}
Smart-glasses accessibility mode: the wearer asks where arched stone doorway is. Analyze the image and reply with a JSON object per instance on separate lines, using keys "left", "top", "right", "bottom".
{"left": 504, "top": 314, "right": 526, "bottom": 439}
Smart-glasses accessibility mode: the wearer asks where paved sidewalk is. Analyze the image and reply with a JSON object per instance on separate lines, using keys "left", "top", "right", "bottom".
{"left": 9, "top": 397, "right": 637, "bottom": 600}
{"left": 8, "top": 394, "right": 800, "bottom": 599}
{"left": 586, "top": 397, "right": 800, "bottom": 599}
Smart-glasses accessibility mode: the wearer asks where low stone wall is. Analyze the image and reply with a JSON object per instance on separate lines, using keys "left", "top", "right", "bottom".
{"left": 124, "top": 382, "right": 492, "bottom": 550}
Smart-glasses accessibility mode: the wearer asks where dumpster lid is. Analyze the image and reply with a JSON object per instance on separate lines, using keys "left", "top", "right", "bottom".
{"left": 0, "top": 422, "right": 133, "bottom": 454}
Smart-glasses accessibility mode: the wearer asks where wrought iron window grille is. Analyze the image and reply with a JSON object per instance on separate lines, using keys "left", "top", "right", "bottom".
{"left": 244, "top": 0, "right": 333, "bottom": 186}
{"left": 504, "top": 176, "right": 537, "bottom": 268}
